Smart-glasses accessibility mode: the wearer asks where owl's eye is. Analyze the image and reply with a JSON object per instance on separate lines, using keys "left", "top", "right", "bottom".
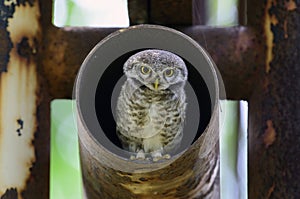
{"left": 140, "top": 65, "right": 151, "bottom": 75}
{"left": 164, "top": 69, "right": 174, "bottom": 77}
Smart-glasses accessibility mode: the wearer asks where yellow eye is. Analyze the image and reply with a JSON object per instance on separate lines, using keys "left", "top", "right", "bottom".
{"left": 141, "top": 65, "right": 151, "bottom": 75}
{"left": 164, "top": 69, "right": 174, "bottom": 77}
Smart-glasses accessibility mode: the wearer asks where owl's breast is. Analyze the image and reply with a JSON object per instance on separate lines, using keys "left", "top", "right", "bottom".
{"left": 117, "top": 84, "right": 185, "bottom": 141}
{"left": 137, "top": 102, "right": 164, "bottom": 138}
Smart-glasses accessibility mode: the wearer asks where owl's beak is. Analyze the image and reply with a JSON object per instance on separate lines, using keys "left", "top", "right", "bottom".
{"left": 154, "top": 78, "right": 159, "bottom": 91}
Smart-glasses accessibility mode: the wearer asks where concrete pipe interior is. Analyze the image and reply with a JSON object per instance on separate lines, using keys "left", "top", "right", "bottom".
{"left": 76, "top": 25, "right": 219, "bottom": 165}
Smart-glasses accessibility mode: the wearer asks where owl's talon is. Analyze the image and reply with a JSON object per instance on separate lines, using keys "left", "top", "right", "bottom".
{"left": 163, "top": 154, "right": 171, "bottom": 159}
{"left": 130, "top": 155, "right": 136, "bottom": 160}
{"left": 129, "top": 150, "right": 146, "bottom": 160}
{"left": 152, "top": 152, "right": 171, "bottom": 162}
{"left": 130, "top": 155, "right": 137, "bottom": 160}
{"left": 136, "top": 150, "right": 146, "bottom": 159}
{"left": 151, "top": 151, "right": 162, "bottom": 162}
{"left": 152, "top": 157, "right": 160, "bottom": 162}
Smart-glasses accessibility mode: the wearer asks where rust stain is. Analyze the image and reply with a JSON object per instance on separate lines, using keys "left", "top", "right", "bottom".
{"left": 17, "top": 37, "right": 37, "bottom": 60}
{"left": 270, "top": 15, "right": 278, "bottom": 25}
{"left": 284, "top": 20, "right": 288, "bottom": 39}
{"left": 263, "top": 78, "right": 270, "bottom": 91}
{"left": 266, "top": 183, "right": 275, "bottom": 198}
{"left": 264, "top": 0, "right": 278, "bottom": 74}
{"left": 285, "top": 0, "right": 297, "bottom": 11}
{"left": 189, "top": 157, "right": 219, "bottom": 198}
{"left": 263, "top": 120, "right": 276, "bottom": 148}
{"left": 234, "top": 27, "right": 252, "bottom": 61}
{"left": 119, "top": 170, "right": 193, "bottom": 196}
{"left": 16, "top": 119, "right": 24, "bottom": 136}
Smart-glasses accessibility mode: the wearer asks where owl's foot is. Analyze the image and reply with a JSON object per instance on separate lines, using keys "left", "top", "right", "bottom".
{"left": 130, "top": 149, "right": 146, "bottom": 160}
{"left": 151, "top": 151, "right": 171, "bottom": 162}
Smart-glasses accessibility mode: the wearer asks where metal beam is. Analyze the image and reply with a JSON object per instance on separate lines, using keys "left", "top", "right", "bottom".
{"left": 0, "top": 1, "right": 50, "bottom": 198}
{"left": 41, "top": 26, "right": 262, "bottom": 100}
{"left": 248, "top": 0, "right": 300, "bottom": 197}
{"left": 128, "top": 0, "right": 193, "bottom": 25}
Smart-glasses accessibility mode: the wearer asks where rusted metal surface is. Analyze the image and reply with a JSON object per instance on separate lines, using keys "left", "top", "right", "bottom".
{"left": 179, "top": 26, "right": 264, "bottom": 100}
{"left": 41, "top": 26, "right": 262, "bottom": 100}
{"left": 128, "top": 0, "right": 192, "bottom": 25}
{"left": 78, "top": 103, "right": 220, "bottom": 199}
{"left": 150, "top": 0, "right": 192, "bottom": 25}
{"left": 0, "top": 0, "right": 13, "bottom": 73}
{"left": 238, "top": 0, "right": 247, "bottom": 25}
{"left": 41, "top": 26, "right": 118, "bottom": 99}
{"left": 80, "top": 142, "right": 219, "bottom": 199}
{"left": 0, "top": 1, "right": 49, "bottom": 198}
{"left": 192, "top": 0, "right": 207, "bottom": 25}
{"left": 248, "top": 0, "right": 300, "bottom": 198}
{"left": 128, "top": 0, "right": 149, "bottom": 25}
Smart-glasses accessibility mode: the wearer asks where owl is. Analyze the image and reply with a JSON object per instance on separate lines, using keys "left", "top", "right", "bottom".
{"left": 115, "top": 49, "right": 188, "bottom": 161}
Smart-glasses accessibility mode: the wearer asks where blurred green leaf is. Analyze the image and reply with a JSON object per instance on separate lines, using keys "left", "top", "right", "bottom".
{"left": 50, "top": 100, "right": 83, "bottom": 199}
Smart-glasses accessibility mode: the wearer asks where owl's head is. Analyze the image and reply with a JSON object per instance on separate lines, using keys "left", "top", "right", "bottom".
{"left": 123, "top": 49, "right": 188, "bottom": 91}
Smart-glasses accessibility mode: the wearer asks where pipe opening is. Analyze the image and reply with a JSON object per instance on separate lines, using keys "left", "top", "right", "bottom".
{"left": 95, "top": 49, "right": 211, "bottom": 158}
{"left": 75, "top": 25, "right": 220, "bottom": 167}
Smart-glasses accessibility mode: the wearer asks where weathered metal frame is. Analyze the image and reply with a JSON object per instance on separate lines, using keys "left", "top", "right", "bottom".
{"left": 0, "top": 0, "right": 299, "bottom": 198}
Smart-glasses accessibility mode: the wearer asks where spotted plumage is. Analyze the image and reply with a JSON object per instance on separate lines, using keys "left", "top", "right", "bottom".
{"left": 115, "top": 49, "right": 188, "bottom": 161}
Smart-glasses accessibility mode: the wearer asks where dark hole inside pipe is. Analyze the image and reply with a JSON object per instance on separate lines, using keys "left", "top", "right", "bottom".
{"left": 95, "top": 49, "right": 211, "bottom": 150}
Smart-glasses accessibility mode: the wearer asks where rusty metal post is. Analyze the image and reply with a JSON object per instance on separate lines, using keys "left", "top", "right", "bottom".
{"left": 128, "top": 0, "right": 193, "bottom": 25}
{"left": 192, "top": 0, "right": 207, "bottom": 25}
{"left": 248, "top": 0, "right": 300, "bottom": 198}
{"left": 0, "top": 1, "right": 50, "bottom": 198}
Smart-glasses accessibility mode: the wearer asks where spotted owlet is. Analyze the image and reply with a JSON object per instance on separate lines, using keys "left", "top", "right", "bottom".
{"left": 115, "top": 49, "right": 188, "bottom": 161}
